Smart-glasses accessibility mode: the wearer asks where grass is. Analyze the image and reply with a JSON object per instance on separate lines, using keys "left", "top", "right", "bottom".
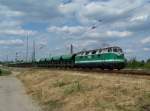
{"left": 18, "top": 69, "right": 150, "bottom": 111}
{"left": 44, "top": 100, "right": 63, "bottom": 111}
{"left": 137, "top": 92, "right": 150, "bottom": 111}
{"left": 63, "top": 80, "right": 83, "bottom": 95}
{"left": 95, "top": 99, "right": 114, "bottom": 110}
{"left": 0, "top": 68, "right": 11, "bottom": 76}
{"left": 53, "top": 80, "right": 69, "bottom": 87}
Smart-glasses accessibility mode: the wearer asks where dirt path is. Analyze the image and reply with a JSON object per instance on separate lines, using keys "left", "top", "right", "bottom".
{"left": 0, "top": 76, "right": 41, "bottom": 111}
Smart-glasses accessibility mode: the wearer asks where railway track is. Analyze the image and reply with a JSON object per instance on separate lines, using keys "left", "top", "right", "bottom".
{"left": 113, "top": 69, "right": 150, "bottom": 75}
{"left": 32, "top": 67, "right": 150, "bottom": 76}
{"left": 7, "top": 64, "right": 150, "bottom": 76}
{"left": 69, "top": 68, "right": 150, "bottom": 76}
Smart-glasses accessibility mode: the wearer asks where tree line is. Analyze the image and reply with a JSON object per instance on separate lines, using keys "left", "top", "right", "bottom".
{"left": 127, "top": 57, "right": 150, "bottom": 69}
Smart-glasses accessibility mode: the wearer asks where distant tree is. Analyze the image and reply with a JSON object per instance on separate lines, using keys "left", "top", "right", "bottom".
{"left": 141, "top": 60, "right": 145, "bottom": 64}
{"left": 139, "top": 60, "right": 145, "bottom": 67}
{"left": 127, "top": 57, "right": 145, "bottom": 68}
{"left": 127, "top": 57, "right": 150, "bottom": 69}
{"left": 132, "top": 57, "right": 137, "bottom": 62}
{"left": 147, "top": 58, "right": 150, "bottom": 63}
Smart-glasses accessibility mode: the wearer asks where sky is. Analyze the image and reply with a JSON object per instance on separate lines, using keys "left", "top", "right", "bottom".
{"left": 0, "top": 0, "right": 150, "bottom": 61}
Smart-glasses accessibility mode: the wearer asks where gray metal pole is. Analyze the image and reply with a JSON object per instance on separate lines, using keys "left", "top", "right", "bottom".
{"left": 32, "top": 40, "right": 36, "bottom": 62}
{"left": 26, "top": 33, "right": 29, "bottom": 62}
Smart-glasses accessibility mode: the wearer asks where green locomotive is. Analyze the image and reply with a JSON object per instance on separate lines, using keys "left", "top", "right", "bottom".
{"left": 37, "top": 46, "right": 126, "bottom": 70}
{"left": 75, "top": 46, "right": 125, "bottom": 69}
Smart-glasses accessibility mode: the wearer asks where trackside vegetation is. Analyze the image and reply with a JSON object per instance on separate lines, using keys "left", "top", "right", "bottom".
{"left": 127, "top": 58, "right": 150, "bottom": 69}
{"left": 0, "top": 68, "right": 11, "bottom": 76}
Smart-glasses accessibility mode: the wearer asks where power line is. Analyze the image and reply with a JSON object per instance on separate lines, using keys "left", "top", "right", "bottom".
{"left": 15, "top": 52, "right": 18, "bottom": 62}
{"left": 26, "top": 32, "right": 29, "bottom": 62}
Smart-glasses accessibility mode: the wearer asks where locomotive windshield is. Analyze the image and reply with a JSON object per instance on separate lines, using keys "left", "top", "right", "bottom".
{"left": 113, "top": 47, "right": 122, "bottom": 53}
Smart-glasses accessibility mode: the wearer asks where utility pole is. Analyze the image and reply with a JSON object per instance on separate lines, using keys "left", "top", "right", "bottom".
{"left": 70, "top": 44, "right": 73, "bottom": 55}
{"left": 26, "top": 32, "right": 29, "bottom": 62}
{"left": 15, "top": 52, "right": 18, "bottom": 62}
{"left": 6, "top": 55, "right": 8, "bottom": 62}
{"left": 32, "top": 40, "right": 36, "bottom": 62}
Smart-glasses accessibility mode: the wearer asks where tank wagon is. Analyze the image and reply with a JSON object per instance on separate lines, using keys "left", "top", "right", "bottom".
{"left": 37, "top": 54, "right": 75, "bottom": 68}
{"left": 36, "top": 46, "right": 126, "bottom": 70}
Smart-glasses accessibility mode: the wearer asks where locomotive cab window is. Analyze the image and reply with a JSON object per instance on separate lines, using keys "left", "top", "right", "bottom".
{"left": 86, "top": 52, "right": 89, "bottom": 55}
{"left": 113, "top": 48, "right": 118, "bottom": 52}
{"left": 113, "top": 47, "right": 123, "bottom": 53}
{"left": 99, "top": 49, "right": 102, "bottom": 53}
{"left": 118, "top": 48, "right": 123, "bottom": 53}
{"left": 92, "top": 50, "right": 96, "bottom": 54}
{"left": 108, "top": 48, "right": 112, "bottom": 52}
{"left": 102, "top": 49, "right": 108, "bottom": 53}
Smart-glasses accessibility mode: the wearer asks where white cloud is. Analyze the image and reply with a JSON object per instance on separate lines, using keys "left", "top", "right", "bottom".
{"left": 48, "top": 25, "right": 132, "bottom": 40}
{"left": 0, "top": 29, "right": 36, "bottom": 36}
{"left": 141, "top": 37, "right": 150, "bottom": 44}
{"left": 0, "top": 21, "right": 21, "bottom": 28}
{"left": 48, "top": 26, "right": 86, "bottom": 35}
{"left": 84, "top": 30, "right": 132, "bottom": 38}
{"left": 0, "top": 5, "right": 24, "bottom": 17}
{"left": 85, "top": 32, "right": 100, "bottom": 38}
{"left": 124, "top": 49, "right": 134, "bottom": 53}
{"left": 106, "top": 31, "right": 132, "bottom": 37}
{"left": 58, "top": 3, "right": 79, "bottom": 14}
{"left": 38, "top": 39, "right": 48, "bottom": 49}
{"left": 78, "top": 40, "right": 98, "bottom": 47}
{"left": 0, "top": 0, "right": 62, "bottom": 23}
{"left": 83, "top": 2, "right": 121, "bottom": 15}
{"left": 0, "top": 39, "right": 24, "bottom": 46}
{"left": 0, "top": 5, "right": 36, "bottom": 36}
{"left": 130, "top": 15, "right": 148, "bottom": 22}
{"left": 143, "top": 48, "right": 150, "bottom": 51}
{"left": 77, "top": 0, "right": 142, "bottom": 24}
{"left": 69, "top": 40, "right": 98, "bottom": 49}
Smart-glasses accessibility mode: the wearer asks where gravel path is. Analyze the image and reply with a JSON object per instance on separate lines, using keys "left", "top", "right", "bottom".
{"left": 0, "top": 76, "right": 41, "bottom": 111}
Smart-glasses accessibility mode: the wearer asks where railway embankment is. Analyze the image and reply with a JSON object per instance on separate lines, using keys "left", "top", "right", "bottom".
{"left": 17, "top": 68, "right": 150, "bottom": 111}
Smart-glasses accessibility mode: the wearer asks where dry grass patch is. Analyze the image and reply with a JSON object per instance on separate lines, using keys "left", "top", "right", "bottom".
{"left": 18, "top": 69, "right": 150, "bottom": 111}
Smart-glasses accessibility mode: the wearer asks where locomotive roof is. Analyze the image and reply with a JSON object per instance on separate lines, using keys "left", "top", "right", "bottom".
{"left": 102, "top": 46, "right": 122, "bottom": 49}
{"left": 75, "top": 46, "right": 122, "bottom": 54}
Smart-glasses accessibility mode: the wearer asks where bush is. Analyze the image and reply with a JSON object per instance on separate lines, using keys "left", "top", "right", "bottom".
{"left": 0, "top": 68, "right": 11, "bottom": 76}
{"left": 126, "top": 58, "right": 150, "bottom": 69}
{"left": 144, "top": 63, "right": 150, "bottom": 69}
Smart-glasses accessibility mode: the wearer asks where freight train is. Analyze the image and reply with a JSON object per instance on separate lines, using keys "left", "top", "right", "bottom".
{"left": 7, "top": 46, "right": 126, "bottom": 70}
